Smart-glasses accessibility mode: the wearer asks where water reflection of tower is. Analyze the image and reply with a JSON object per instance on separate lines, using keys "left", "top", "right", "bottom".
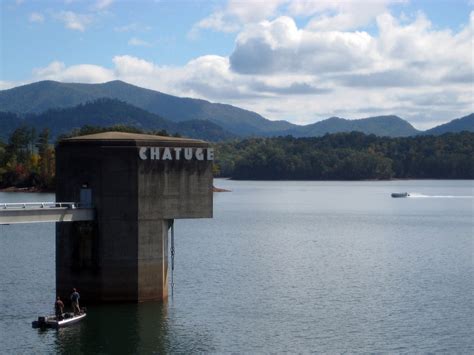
{"left": 56, "top": 303, "right": 169, "bottom": 354}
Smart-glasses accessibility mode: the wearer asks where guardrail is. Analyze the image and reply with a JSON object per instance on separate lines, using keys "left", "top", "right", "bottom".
{"left": 1, "top": 202, "right": 88, "bottom": 210}
{"left": 0, "top": 202, "right": 95, "bottom": 224}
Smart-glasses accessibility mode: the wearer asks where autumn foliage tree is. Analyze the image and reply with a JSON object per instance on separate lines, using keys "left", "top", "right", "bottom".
{"left": 0, "top": 127, "right": 55, "bottom": 189}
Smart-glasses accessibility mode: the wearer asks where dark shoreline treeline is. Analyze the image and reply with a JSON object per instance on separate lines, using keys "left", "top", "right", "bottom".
{"left": 0, "top": 125, "right": 174, "bottom": 190}
{"left": 1, "top": 126, "right": 473, "bottom": 190}
{"left": 0, "top": 126, "right": 55, "bottom": 190}
{"left": 214, "top": 132, "right": 474, "bottom": 180}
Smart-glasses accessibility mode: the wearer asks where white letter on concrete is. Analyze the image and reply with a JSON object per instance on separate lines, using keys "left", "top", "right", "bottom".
{"left": 195, "top": 148, "right": 204, "bottom": 160}
{"left": 139, "top": 147, "right": 148, "bottom": 160}
{"left": 184, "top": 148, "right": 193, "bottom": 160}
{"left": 150, "top": 147, "right": 160, "bottom": 160}
{"left": 162, "top": 147, "right": 173, "bottom": 160}
{"left": 206, "top": 148, "right": 214, "bottom": 161}
{"left": 174, "top": 148, "right": 182, "bottom": 160}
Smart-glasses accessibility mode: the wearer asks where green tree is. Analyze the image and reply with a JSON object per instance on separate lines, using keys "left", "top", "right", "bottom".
{"left": 214, "top": 132, "right": 473, "bottom": 180}
{"left": 6, "top": 126, "right": 34, "bottom": 165}
{"left": 37, "top": 128, "right": 55, "bottom": 188}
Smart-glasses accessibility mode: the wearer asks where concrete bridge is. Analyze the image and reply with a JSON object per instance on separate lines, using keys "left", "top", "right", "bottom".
{"left": 0, "top": 131, "right": 213, "bottom": 303}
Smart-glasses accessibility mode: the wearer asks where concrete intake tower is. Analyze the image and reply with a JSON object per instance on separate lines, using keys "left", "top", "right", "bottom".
{"left": 55, "top": 132, "right": 213, "bottom": 302}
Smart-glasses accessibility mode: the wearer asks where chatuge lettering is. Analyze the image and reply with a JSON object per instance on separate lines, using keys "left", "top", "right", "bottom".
{"left": 139, "top": 147, "right": 214, "bottom": 161}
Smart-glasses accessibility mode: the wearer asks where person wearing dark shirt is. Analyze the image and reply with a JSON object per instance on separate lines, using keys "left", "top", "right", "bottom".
{"left": 70, "top": 288, "right": 80, "bottom": 315}
{"left": 55, "top": 297, "right": 64, "bottom": 320}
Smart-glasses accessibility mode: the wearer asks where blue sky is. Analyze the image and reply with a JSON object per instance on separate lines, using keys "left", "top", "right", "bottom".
{"left": 1, "top": 0, "right": 473, "bottom": 128}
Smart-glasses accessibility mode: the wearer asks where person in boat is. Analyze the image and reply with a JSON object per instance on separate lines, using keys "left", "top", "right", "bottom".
{"left": 55, "top": 296, "right": 64, "bottom": 320}
{"left": 70, "top": 288, "right": 81, "bottom": 315}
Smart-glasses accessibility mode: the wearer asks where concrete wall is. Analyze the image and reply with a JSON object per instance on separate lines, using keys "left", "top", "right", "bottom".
{"left": 138, "top": 158, "right": 213, "bottom": 219}
{"left": 55, "top": 133, "right": 213, "bottom": 302}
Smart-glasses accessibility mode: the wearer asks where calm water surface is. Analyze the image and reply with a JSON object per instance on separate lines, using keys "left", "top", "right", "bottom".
{"left": 0, "top": 180, "right": 473, "bottom": 353}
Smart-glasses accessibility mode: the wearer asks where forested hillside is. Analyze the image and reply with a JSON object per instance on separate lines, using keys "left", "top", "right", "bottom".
{"left": 0, "top": 98, "right": 235, "bottom": 142}
{"left": 423, "top": 113, "right": 474, "bottom": 135}
{"left": 0, "top": 125, "right": 173, "bottom": 190}
{"left": 1, "top": 126, "right": 473, "bottom": 190}
{"left": 0, "top": 127, "right": 55, "bottom": 189}
{"left": 0, "top": 80, "right": 295, "bottom": 136}
{"left": 214, "top": 132, "right": 474, "bottom": 180}
{"left": 3, "top": 80, "right": 471, "bottom": 138}
{"left": 285, "top": 115, "right": 420, "bottom": 137}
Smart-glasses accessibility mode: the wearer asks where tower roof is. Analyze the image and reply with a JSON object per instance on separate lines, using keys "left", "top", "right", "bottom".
{"left": 59, "top": 131, "right": 208, "bottom": 147}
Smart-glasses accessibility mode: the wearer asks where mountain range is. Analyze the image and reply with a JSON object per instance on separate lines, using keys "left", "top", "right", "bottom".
{"left": 0, "top": 80, "right": 472, "bottom": 141}
{"left": 0, "top": 99, "right": 235, "bottom": 142}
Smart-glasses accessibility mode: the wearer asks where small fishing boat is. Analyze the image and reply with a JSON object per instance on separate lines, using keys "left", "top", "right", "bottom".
{"left": 391, "top": 192, "right": 410, "bottom": 198}
{"left": 32, "top": 311, "right": 86, "bottom": 329}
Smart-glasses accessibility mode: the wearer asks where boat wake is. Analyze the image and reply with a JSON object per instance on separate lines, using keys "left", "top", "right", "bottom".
{"left": 408, "top": 193, "right": 473, "bottom": 199}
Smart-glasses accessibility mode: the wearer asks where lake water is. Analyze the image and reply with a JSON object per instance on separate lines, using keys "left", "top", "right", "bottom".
{"left": 0, "top": 180, "right": 473, "bottom": 353}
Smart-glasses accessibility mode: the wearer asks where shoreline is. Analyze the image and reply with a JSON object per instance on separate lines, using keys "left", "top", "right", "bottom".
{"left": 222, "top": 177, "right": 474, "bottom": 182}
{"left": 2, "top": 178, "right": 471, "bottom": 193}
{"left": 1, "top": 186, "right": 231, "bottom": 193}
{"left": 0, "top": 186, "right": 54, "bottom": 193}
{"left": 213, "top": 186, "right": 231, "bottom": 192}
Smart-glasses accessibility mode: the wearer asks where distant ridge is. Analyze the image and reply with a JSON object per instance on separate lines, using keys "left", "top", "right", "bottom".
{"left": 0, "top": 98, "right": 236, "bottom": 141}
{"left": 0, "top": 80, "right": 472, "bottom": 140}
{"left": 286, "top": 115, "right": 419, "bottom": 137}
{"left": 0, "top": 80, "right": 296, "bottom": 136}
{"left": 422, "top": 113, "right": 474, "bottom": 135}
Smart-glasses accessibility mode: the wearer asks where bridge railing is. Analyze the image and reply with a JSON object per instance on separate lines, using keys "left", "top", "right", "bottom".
{"left": 1, "top": 202, "right": 89, "bottom": 210}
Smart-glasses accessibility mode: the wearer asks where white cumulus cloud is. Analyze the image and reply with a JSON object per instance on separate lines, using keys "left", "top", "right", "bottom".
{"left": 94, "top": 0, "right": 113, "bottom": 10}
{"left": 112, "top": 55, "right": 155, "bottom": 76}
{"left": 230, "top": 16, "right": 378, "bottom": 75}
{"left": 54, "top": 11, "right": 92, "bottom": 32}
{"left": 33, "top": 61, "right": 114, "bottom": 83}
{"left": 190, "top": 0, "right": 405, "bottom": 36}
{"left": 189, "top": 0, "right": 285, "bottom": 37}
{"left": 0, "top": 80, "right": 19, "bottom": 90}
{"left": 29, "top": 12, "right": 44, "bottom": 23}
{"left": 28, "top": 9, "right": 473, "bottom": 130}
{"left": 114, "top": 23, "right": 152, "bottom": 32}
{"left": 128, "top": 37, "right": 152, "bottom": 47}
{"left": 292, "top": 0, "right": 405, "bottom": 31}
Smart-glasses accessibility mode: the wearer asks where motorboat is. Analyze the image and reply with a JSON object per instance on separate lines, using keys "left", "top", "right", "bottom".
{"left": 32, "top": 311, "right": 86, "bottom": 329}
{"left": 391, "top": 192, "right": 410, "bottom": 198}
